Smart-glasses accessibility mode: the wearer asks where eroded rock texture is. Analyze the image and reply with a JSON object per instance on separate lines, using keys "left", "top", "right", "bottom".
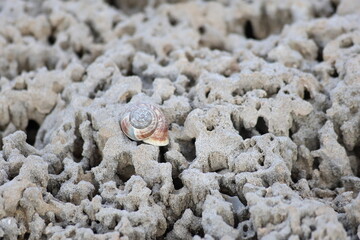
{"left": 0, "top": 0, "right": 360, "bottom": 239}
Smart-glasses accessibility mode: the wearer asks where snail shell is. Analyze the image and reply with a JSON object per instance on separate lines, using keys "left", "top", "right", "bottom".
{"left": 120, "top": 103, "right": 169, "bottom": 146}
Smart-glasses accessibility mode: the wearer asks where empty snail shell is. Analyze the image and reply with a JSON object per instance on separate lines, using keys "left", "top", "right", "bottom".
{"left": 120, "top": 103, "right": 169, "bottom": 146}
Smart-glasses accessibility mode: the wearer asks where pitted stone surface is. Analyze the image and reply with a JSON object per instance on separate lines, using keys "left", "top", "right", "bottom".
{"left": 0, "top": 0, "right": 360, "bottom": 239}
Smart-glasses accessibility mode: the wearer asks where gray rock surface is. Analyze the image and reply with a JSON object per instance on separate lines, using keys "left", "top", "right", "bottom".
{"left": 0, "top": 0, "right": 360, "bottom": 239}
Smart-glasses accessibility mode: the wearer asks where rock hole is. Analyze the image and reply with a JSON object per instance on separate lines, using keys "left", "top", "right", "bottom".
{"left": 313, "top": 157, "right": 321, "bottom": 170}
{"left": 255, "top": 117, "right": 268, "bottom": 135}
{"left": 205, "top": 88, "right": 211, "bottom": 98}
{"left": 310, "top": 225, "right": 316, "bottom": 231}
{"left": 47, "top": 179, "right": 62, "bottom": 197}
{"left": 196, "top": 228, "right": 205, "bottom": 238}
{"left": 330, "top": 1, "right": 338, "bottom": 14}
{"left": 158, "top": 146, "right": 167, "bottom": 163}
{"left": 159, "top": 58, "right": 169, "bottom": 67}
{"left": 232, "top": 89, "right": 244, "bottom": 97}
{"left": 168, "top": 13, "right": 178, "bottom": 26}
{"left": 90, "top": 142, "right": 102, "bottom": 168}
{"left": 198, "top": 25, "right": 206, "bottom": 35}
{"left": 89, "top": 79, "right": 107, "bottom": 99}
{"left": 73, "top": 116, "right": 84, "bottom": 162}
{"left": 329, "top": 66, "right": 339, "bottom": 78}
{"left": 206, "top": 125, "right": 214, "bottom": 131}
{"left": 85, "top": 20, "right": 103, "bottom": 43}
{"left": 118, "top": 165, "right": 135, "bottom": 182}
{"left": 316, "top": 47, "right": 323, "bottom": 62}
{"left": 291, "top": 170, "right": 301, "bottom": 183}
{"left": 306, "top": 137, "right": 320, "bottom": 151}
{"left": 125, "top": 93, "right": 132, "bottom": 103}
{"left": 185, "top": 52, "right": 194, "bottom": 62}
{"left": 243, "top": 224, "right": 248, "bottom": 232}
{"left": 303, "top": 88, "right": 311, "bottom": 100}
{"left": 231, "top": 113, "right": 253, "bottom": 139}
{"left": 219, "top": 185, "right": 236, "bottom": 197}
{"left": 75, "top": 48, "right": 84, "bottom": 59}
{"left": 289, "top": 128, "right": 293, "bottom": 139}
{"left": 258, "top": 155, "right": 264, "bottom": 166}
{"left": 240, "top": 127, "right": 252, "bottom": 140}
{"left": 172, "top": 177, "right": 183, "bottom": 190}
{"left": 25, "top": 120, "right": 40, "bottom": 146}
{"left": 48, "top": 35, "right": 56, "bottom": 45}
{"left": 24, "top": 232, "right": 30, "bottom": 239}
{"left": 244, "top": 20, "right": 256, "bottom": 39}
{"left": 105, "top": 0, "right": 118, "bottom": 8}
{"left": 177, "top": 138, "right": 196, "bottom": 161}
{"left": 255, "top": 102, "right": 261, "bottom": 110}
{"left": 184, "top": 73, "right": 197, "bottom": 91}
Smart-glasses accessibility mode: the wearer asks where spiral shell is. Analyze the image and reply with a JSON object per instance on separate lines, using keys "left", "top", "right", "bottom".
{"left": 120, "top": 103, "right": 169, "bottom": 146}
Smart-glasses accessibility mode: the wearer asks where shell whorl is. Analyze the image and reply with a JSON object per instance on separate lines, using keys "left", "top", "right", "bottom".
{"left": 120, "top": 103, "right": 169, "bottom": 146}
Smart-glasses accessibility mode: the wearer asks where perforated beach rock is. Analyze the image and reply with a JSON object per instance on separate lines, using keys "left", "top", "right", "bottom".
{"left": 1, "top": 0, "right": 360, "bottom": 239}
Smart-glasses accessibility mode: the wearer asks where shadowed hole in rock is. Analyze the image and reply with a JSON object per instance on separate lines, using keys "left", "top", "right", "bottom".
{"left": 185, "top": 52, "right": 194, "bottom": 62}
{"left": 232, "top": 88, "right": 244, "bottom": 97}
{"left": 244, "top": 20, "right": 256, "bottom": 39}
{"left": 313, "top": 157, "right": 321, "bottom": 170}
{"left": 47, "top": 179, "right": 62, "bottom": 197}
{"left": 25, "top": 120, "right": 40, "bottom": 146}
{"left": 262, "top": 179, "right": 270, "bottom": 188}
{"left": 75, "top": 48, "right": 85, "bottom": 59}
{"left": 243, "top": 224, "right": 248, "bottom": 232}
{"left": 85, "top": 20, "right": 102, "bottom": 44}
{"left": 355, "top": 146, "right": 360, "bottom": 159}
{"left": 117, "top": 152, "right": 135, "bottom": 182}
{"left": 208, "top": 152, "right": 228, "bottom": 172}
{"left": 316, "top": 47, "right": 323, "bottom": 62}
{"left": 89, "top": 143, "right": 102, "bottom": 168}
{"left": 159, "top": 58, "right": 169, "bottom": 67}
{"left": 177, "top": 138, "right": 196, "bottom": 161}
{"left": 89, "top": 79, "right": 107, "bottom": 99}
{"left": 255, "top": 117, "right": 268, "bottom": 135}
{"left": 48, "top": 34, "right": 56, "bottom": 45}
{"left": 353, "top": 146, "right": 360, "bottom": 177}
{"left": 329, "top": 66, "right": 339, "bottom": 78}
{"left": 310, "top": 225, "right": 316, "bottom": 231}
{"left": 303, "top": 88, "right": 311, "bottom": 100}
{"left": 172, "top": 177, "right": 184, "bottom": 190}
{"left": 306, "top": 137, "right": 320, "bottom": 151}
{"left": 198, "top": 25, "right": 206, "bottom": 35}
{"left": 230, "top": 113, "right": 252, "bottom": 140}
{"left": 289, "top": 128, "right": 293, "bottom": 139}
{"left": 105, "top": 0, "right": 117, "bottom": 8}
{"left": 168, "top": 13, "right": 178, "bottom": 26}
{"left": 258, "top": 155, "right": 264, "bottom": 166}
{"left": 206, "top": 124, "right": 214, "bottom": 131}
{"left": 330, "top": 1, "right": 338, "bottom": 13}
{"left": 105, "top": 0, "right": 147, "bottom": 14}
{"left": 158, "top": 146, "right": 168, "bottom": 163}
{"left": 183, "top": 73, "right": 197, "bottom": 91}
{"left": 291, "top": 169, "right": 301, "bottom": 183}
{"left": 219, "top": 183, "right": 237, "bottom": 197}
{"left": 205, "top": 88, "right": 211, "bottom": 98}
{"left": 73, "top": 116, "right": 84, "bottom": 162}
